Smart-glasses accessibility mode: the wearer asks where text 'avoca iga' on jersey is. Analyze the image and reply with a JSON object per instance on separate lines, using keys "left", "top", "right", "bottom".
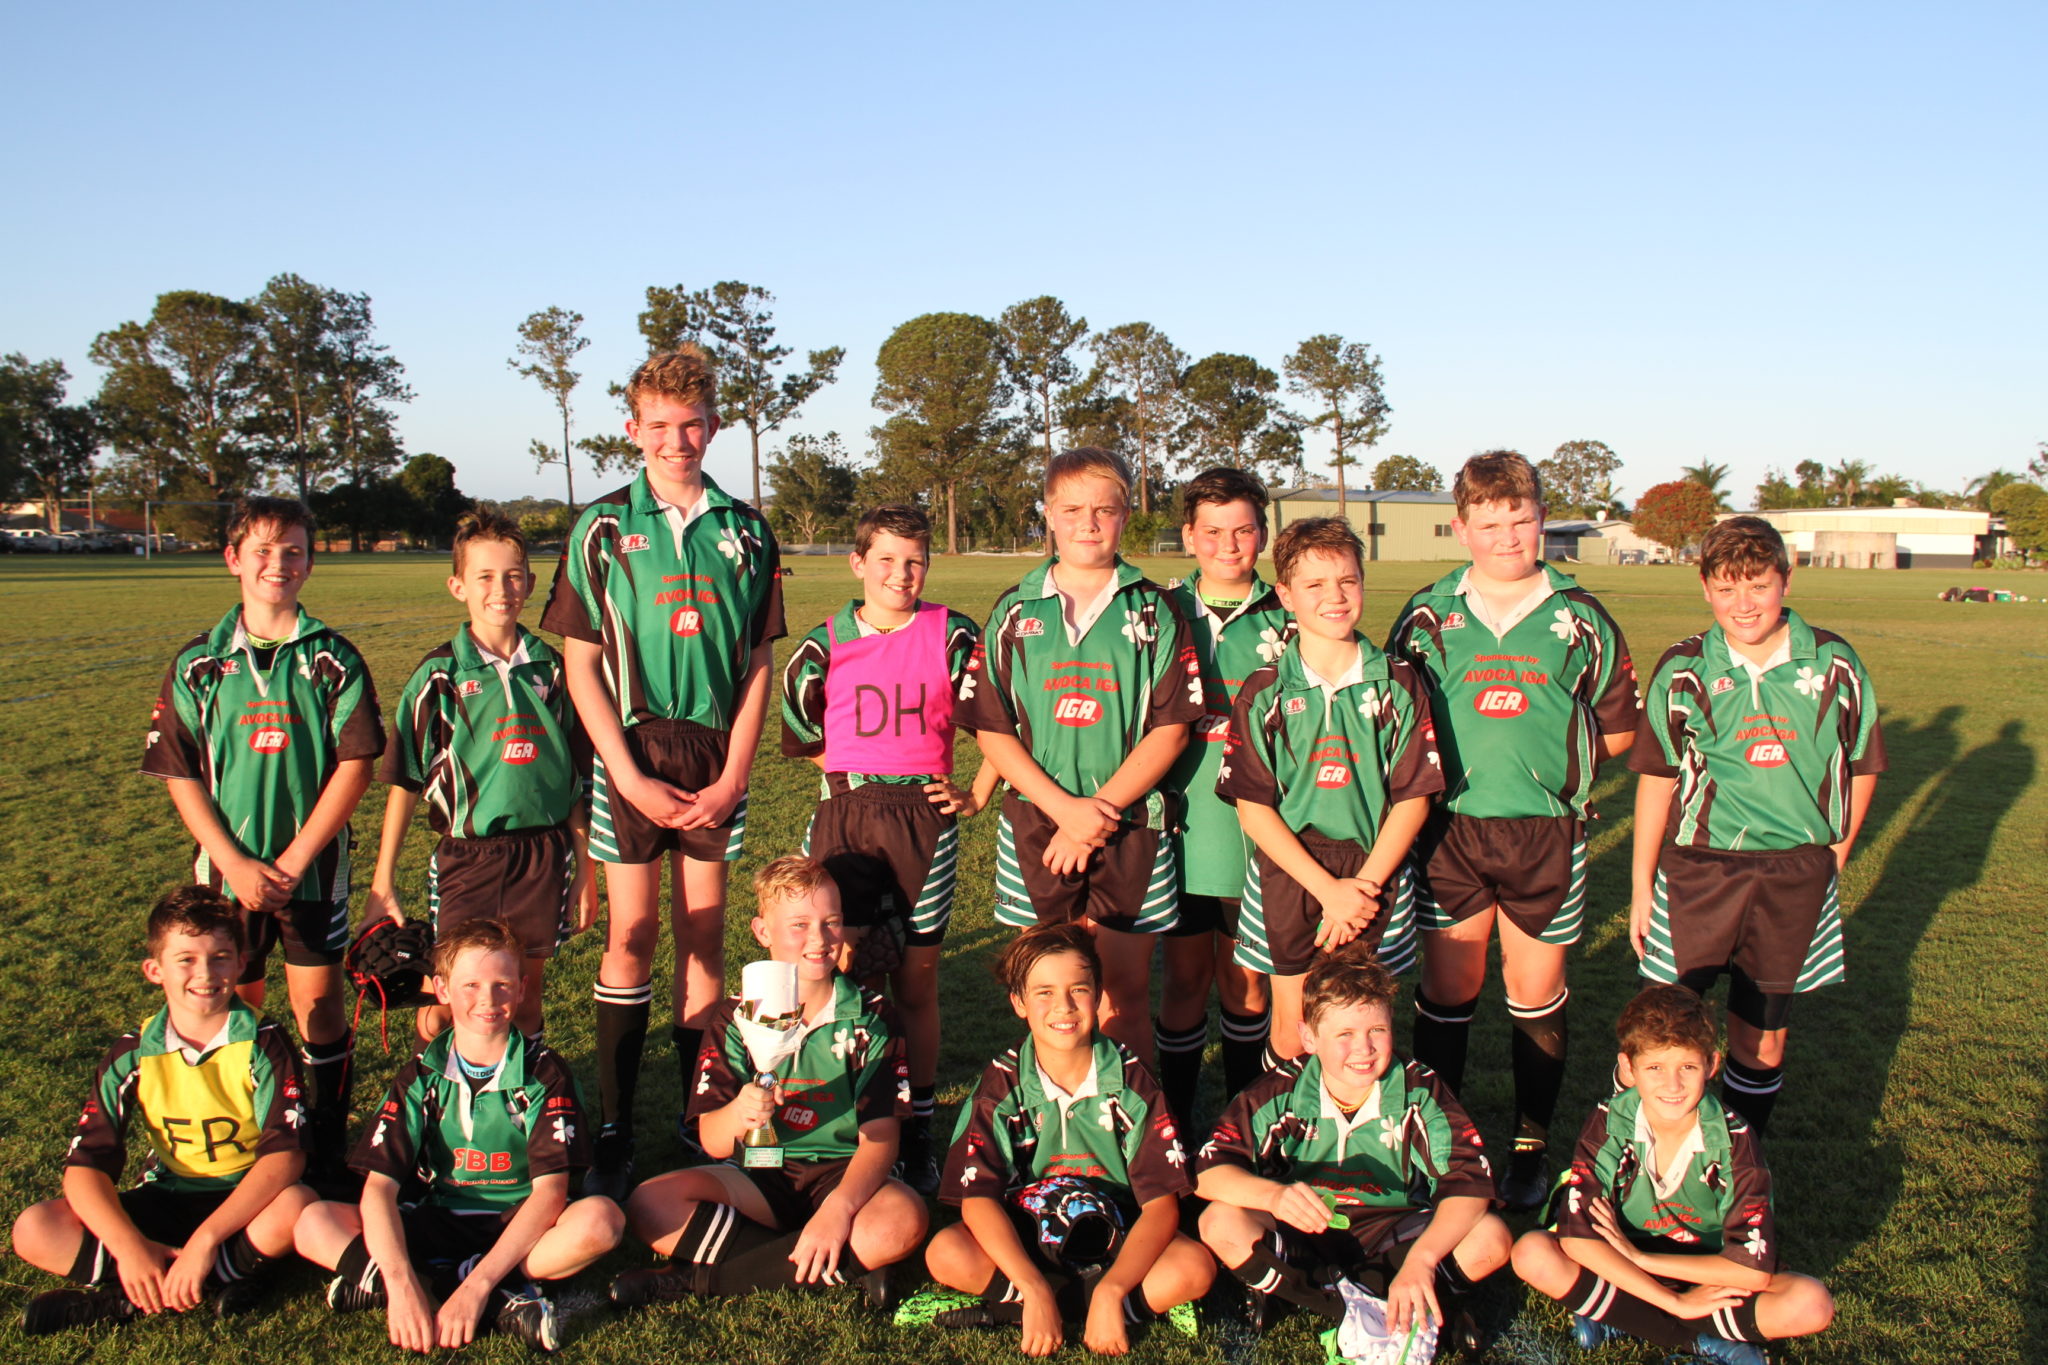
{"left": 940, "top": 1034, "right": 1191, "bottom": 1211}
{"left": 67, "top": 1000, "right": 306, "bottom": 1193}
{"left": 689, "top": 973, "right": 910, "bottom": 1163}
{"left": 352, "top": 1031, "right": 590, "bottom": 1213}
{"left": 1196, "top": 1053, "right": 1494, "bottom": 1215}
{"left": 141, "top": 606, "right": 384, "bottom": 902}
{"left": 1389, "top": 565, "right": 1639, "bottom": 820}
{"left": 382, "top": 625, "right": 583, "bottom": 838}
{"left": 1163, "top": 572, "right": 1294, "bottom": 896}
{"left": 1219, "top": 636, "right": 1443, "bottom": 845}
{"left": 957, "top": 557, "right": 1204, "bottom": 828}
{"left": 1630, "top": 609, "right": 1885, "bottom": 850}
{"left": 540, "top": 471, "right": 785, "bottom": 730}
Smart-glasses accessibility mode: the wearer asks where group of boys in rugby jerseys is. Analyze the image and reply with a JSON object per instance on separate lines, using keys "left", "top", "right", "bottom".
{"left": 11, "top": 343, "right": 1881, "bottom": 1363}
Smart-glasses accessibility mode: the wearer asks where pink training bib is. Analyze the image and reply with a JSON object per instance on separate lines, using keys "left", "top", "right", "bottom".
{"left": 822, "top": 601, "right": 956, "bottom": 775}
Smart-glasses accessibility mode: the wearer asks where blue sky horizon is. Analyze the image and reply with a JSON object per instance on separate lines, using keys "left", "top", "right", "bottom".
{"left": 4, "top": 2, "right": 2040, "bottom": 507}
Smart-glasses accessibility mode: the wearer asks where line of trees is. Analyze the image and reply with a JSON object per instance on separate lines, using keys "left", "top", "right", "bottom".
{"left": 0, "top": 275, "right": 464, "bottom": 548}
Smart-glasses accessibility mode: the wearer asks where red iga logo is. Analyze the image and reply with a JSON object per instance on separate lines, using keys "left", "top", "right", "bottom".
{"left": 1473, "top": 685, "right": 1527, "bottom": 717}
{"left": 671, "top": 607, "right": 703, "bottom": 637}
{"left": 1443, "top": 612, "right": 1466, "bottom": 631}
{"left": 249, "top": 727, "right": 291, "bottom": 754}
{"left": 1196, "top": 713, "right": 1229, "bottom": 741}
{"left": 502, "top": 740, "right": 538, "bottom": 764}
{"left": 619, "top": 534, "right": 650, "bottom": 552}
{"left": 1053, "top": 694, "right": 1102, "bottom": 727}
{"left": 1746, "top": 740, "right": 1789, "bottom": 767}
{"left": 1018, "top": 617, "right": 1045, "bottom": 637}
{"left": 1314, "top": 762, "right": 1352, "bottom": 789}
{"left": 454, "top": 1148, "right": 514, "bottom": 1172}
{"left": 459, "top": 679, "right": 483, "bottom": 697}
{"left": 779, "top": 1104, "right": 819, "bottom": 1132}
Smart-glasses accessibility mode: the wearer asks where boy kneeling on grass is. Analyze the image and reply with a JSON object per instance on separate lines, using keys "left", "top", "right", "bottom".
{"left": 1194, "top": 945, "right": 1508, "bottom": 1360}
{"left": 12, "top": 887, "right": 315, "bottom": 1335}
{"left": 911, "top": 923, "right": 1214, "bottom": 1357}
{"left": 294, "top": 918, "right": 622, "bottom": 1355}
{"left": 1511, "top": 985, "right": 1833, "bottom": 1365}
{"left": 611, "top": 855, "right": 926, "bottom": 1308}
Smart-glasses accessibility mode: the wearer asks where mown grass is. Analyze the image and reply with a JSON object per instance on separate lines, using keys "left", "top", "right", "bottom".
{"left": 0, "top": 552, "right": 2042, "bottom": 1363}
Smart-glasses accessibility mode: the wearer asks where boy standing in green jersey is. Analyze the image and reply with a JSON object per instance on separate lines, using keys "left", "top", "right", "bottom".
{"left": 957, "top": 447, "right": 1204, "bottom": 1059}
{"left": 1628, "top": 517, "right": 1883, "bottom": 1136}
{"left": 368, "top": 510, "right": 596, "bottom": 1044}
{"left": 1222, "top": 518, "right": 1442, "bottom": 1062}
{"left": 1512, "top": 987, "right": 1834, "bottom": 1365}
{"left": 141, "top": 495, "right": 384, "bottom": 1177}
{"left": 610, "top": 857, "right": 926, "bottom": 1307}
{"left": 1195, "top": 947, "right": 1508, "bottom": 1347}
{"left": 779, "top": 503, "right": 998, "bottom": 1193}
{"left": 295, "top": 919, "right": 624, "bottom": 1355}
{"left": 921, "top": 924, "right": 1214, "bottom": 1356}
{"left": 1156, "top": 468, "right": 1294, "bottom": 1131}
{"left": 12, "top": 888, "right": 315, "bottom": 1335}
{"left": 1385, "top": 451, "right": 1640, "bottom": 1208}
{"left": 539, "top": 346, "right": 786, "bottom": 1198}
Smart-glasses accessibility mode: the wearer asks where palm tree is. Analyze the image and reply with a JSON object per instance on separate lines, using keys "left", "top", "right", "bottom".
{"left": 1680, "top": 460, "right": 1732, "bottom": 511}
{"left": 1964, "top": 469, "right": 2018, "bottom": 512}
{"left": 1830, "top": 459, "right": 1872, "bottom": 507}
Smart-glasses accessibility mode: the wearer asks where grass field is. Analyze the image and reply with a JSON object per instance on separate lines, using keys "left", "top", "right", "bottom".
{"left": 1, "top": 551, "right": 2043, "bottom": 1364}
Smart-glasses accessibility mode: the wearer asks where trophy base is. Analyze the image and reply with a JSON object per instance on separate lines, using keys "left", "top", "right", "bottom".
{"left": 742, "top": 1146, "right": 785, "bottom": 1169}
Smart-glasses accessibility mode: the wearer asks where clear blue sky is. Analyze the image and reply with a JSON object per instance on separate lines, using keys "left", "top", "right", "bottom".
{"left": 4, "top": 2, "right": 2040, "bottom": 505}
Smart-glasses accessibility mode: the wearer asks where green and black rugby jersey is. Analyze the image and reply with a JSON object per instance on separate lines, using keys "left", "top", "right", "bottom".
{"left": 1218, "top": 636, "right": 1444, "bottom": 846}
{"left": 1629, "top": 609, "right": 1885, "bottom": 850}
{"left": 1195, "top": 1054, "right": 1494, "bottom": 1215}
{"left": 1552, "top": 1088, "right": 1776, "bottom": 1274}
{"left": 67, "top": 1000, "right": 306, "bottom": 1194}
{"left": 380, "top": 625, "right": 583, "bottom": 838}
{"left": 353, "top": 1031, "right": 590, "bottom": 1213}
{"left": 779, "top": 601, "right": 981, "bottom": 797}
{"left": 1162, "top": 572, "right": 1295, "bottom": 896}
{"left": 688, "top": 973, "right": 910, "bottom": 1162}
{"left": 539, "top": 471, "right": 786, "bottom": 730}
{"left": 141, "top": 605, "right": 385, "bottom": 902}
{"left": 939, "top": 1034, "right": 1191, "bottom": 1211}
{"left": 1387, "top": 565, "right": 1639, "bottom": 820}
{"left": 956, "top": 556, "right": 1204, "bottom": 828}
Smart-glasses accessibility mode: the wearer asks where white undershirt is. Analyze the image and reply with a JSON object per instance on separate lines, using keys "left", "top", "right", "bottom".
{"left": 1633, "top": 1105, "right": 1707, "bottom": 1199}
{"left": 653, "top": 488, "right": 709, "bottom": 553}
{"left": 1049, "top": 567, "right": 1119, "bottom": 646}
{"left": 1318, "top": 1073, "right": 1385, "bottom": 1145}
{"left": 1724, "top": 632, "right": 1793, "bottom": 707}
{"left": 1457, "top": 568, "right": 1554, "bottom": 638}
{"left": 164, "top": 1016, "right": 234, "bottom": 1066}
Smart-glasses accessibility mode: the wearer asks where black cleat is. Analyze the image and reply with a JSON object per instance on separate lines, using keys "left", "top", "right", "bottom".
{"left": 932, "top": 1302, "right": 1024, "bottom": 1328}
{"left": 326, "top": 1268, "right": 387, "bottom": 1313}
{"left": 896, "top": 1116, "right": 942, "bottom": 1197}
{"left": 496, "top": 1286, "right": 561, "bottom": 1353}
{"left": 583, "top": 1126, "right": 636, "bottom": 1202}
{"left": 21, "top": 1287, "right": 139, "bottom": 1336}
{"left": 1500, "top": 1145, "right": 1550, "bottom": 1212}
{"left": 213, "top": 1277, "right": 266, "bottom": 1319}
{"left": 861, "top": 1266, "right": 900, "bottom": 1312}
{"left": 610, "top": 1265, "right": 699, "bottom": 1307}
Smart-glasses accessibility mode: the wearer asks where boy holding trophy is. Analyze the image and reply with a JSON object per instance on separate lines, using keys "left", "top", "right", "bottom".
{"left": 611, "top": 857, "right": 927, "bottom": 1306}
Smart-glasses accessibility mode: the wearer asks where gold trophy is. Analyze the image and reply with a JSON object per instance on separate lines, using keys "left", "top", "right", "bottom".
{"left": 733, "top": 959, "right": 806, "bottom": 1170}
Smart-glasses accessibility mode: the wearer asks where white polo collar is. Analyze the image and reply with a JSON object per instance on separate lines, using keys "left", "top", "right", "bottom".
{"left": 1633, "top": 1104, "right": 1706, "bottom": 1199}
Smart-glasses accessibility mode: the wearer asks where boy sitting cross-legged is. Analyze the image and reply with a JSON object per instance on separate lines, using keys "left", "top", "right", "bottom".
{"left": 1221, "top": 517, "right": 1443, "bottom": 1060}
{"left": 1511, "top": 986, "right": 1834, "bottom": 1365}
{"left": 610, "top": 855, "right": 927, "bottom": 1307}
{"left": 12, "top": 887, "right": 316, "bottom": 1335}
{"left": 915, "top": 923, "right": 1214, "bottom": 1357}
{"left": 294, "top": 919, "right": 623, "bottom": 1355}
{"left": 1195, "top": 945, "right": 1508, "bottom": 1355}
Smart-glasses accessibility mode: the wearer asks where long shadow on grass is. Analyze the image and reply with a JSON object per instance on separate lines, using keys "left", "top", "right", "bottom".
{"left": 1790, "top": 715, "right": 2032, "bottom": 1283}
